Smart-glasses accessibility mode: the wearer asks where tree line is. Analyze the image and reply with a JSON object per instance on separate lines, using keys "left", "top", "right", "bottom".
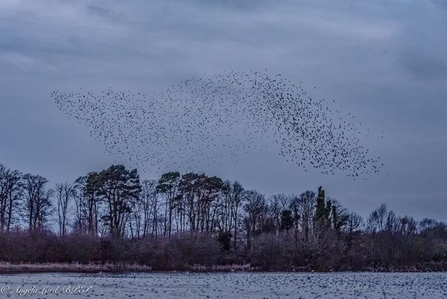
{"left": 1, "top": 162, "right": 446, "bottom": 271}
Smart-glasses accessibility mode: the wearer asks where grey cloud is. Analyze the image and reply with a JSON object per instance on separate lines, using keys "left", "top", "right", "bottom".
{"left": 0, "top": 0, "right": 446, "bottom": 222}
{"left": 432, "top": 0, "right": 447, "bottom": 10}
{"left": 87, "top": 4, "right": 111, "bottom": 18}
{"left": 401, "top": 50, "right": 447, "bottom": 81}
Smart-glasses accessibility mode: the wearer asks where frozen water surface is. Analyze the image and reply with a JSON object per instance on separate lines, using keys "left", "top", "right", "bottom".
{"left": 1, "top": 272, "right": 446, "bottom": 298}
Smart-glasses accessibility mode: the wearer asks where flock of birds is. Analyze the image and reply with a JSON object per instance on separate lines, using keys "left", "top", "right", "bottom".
{"left": 51, "top": 71, "right": 384, "bottom": 178}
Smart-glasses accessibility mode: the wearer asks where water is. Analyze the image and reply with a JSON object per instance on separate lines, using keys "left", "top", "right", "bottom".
{"left": 1, "top": 272, "right": 446, "bottom": 298}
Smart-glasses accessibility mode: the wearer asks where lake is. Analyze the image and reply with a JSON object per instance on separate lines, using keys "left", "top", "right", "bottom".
{"left": 0, "top": 272, "right": 446, "bottom": 298}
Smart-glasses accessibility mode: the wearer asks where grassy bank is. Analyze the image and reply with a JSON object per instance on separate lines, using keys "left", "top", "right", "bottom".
{"left": 0, "top": 262, "right": 152, "bottom": 274}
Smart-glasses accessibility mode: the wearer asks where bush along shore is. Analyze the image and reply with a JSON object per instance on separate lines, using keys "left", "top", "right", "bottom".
{"left": 0, "top": 262, "right": 258, "bottom": 274}
{"left": 1, "top": 229, "right": 447, "bottom": 273}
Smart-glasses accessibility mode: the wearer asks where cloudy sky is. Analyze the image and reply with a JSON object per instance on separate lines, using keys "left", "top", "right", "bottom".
{"left": 0, "top": 0, "right": 446, "bottom": 221}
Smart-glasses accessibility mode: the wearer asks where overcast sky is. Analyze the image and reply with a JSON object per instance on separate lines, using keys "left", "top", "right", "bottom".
{"left": 0, "top": 0, "right": 446, "bottom": 221}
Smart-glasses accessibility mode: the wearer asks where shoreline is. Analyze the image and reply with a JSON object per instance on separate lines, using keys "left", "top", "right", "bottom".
{"left": 0, "top": 263, "right": 151, "bottom": 275}
{"left": 0, "top": 263, "right": 443, "bottom": 275}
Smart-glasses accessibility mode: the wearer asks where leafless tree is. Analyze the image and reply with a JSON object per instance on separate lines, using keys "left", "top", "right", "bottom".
{"left": 367, "top": 204, "right": 387, "bottom": 233}
{"left": 156, "top": 172, "right": 180, "bottom": 238}
{"left": 229, "top": 181, "right": 244, "bottom": 250}
{"left": 297, "top": 191, "right": 316, "bottom": 242}
{"left": 141, "top": 179, "right": 158, "bottom": 237}
{"left": 55, "top": 182, "right": 76, "bottom": 237}
{"left": 269, "top": 194, "right": 285, "bottom": 235}
{"left": 73, "top": 175, "right": 100, "bottom": 236}
{"left": 22, "top": 174, "right": 53, "bottom": 232}
{"left": 399, "top": 215, "right": 417, "bottom": 236}
{"left": 345, "top": 212, "right": 365, "bottom": 233}
{"left": 243, "top": 190, "right": 267, "bottom": 251}
{"left": 0, "top": 165, "right": 22, "bottom": 232}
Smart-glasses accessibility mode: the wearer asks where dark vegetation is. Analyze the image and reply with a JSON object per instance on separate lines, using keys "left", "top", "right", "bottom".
{"left": 1, "top": 163, "right": 447, "bottom": 272}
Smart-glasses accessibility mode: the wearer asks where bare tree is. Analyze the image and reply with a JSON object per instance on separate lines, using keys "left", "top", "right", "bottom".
{"left": 0, "top": 165, "right": 22, "bottom": 232}
{"left": 399, "top": 215, "right": 417, "bottom": 236}
{"left": 55, "top": 182, "right": 75, "bottom": 237}
{"left": 345, "top": 212, "right": 364, "bottom": 233}
{"left": 229, "top": 181, "right": 244, "bottom": 250}
{"left": 367, "top": 204, "right": 387, "bottom": 233}
{"left": 140, "top": 179, "right": 158, "bottom": 237}
{"left": 297, "top": 191, "right": 316, "bottom": 242}
{"left": 22, "top": 174, "right": 53, "bottom": 232}
{"left": 269, "top": 194, "right": 293, "bottom": 235}
{"left": 243, "top": 190, "right": 267, "bottom": 251}
{"left": 385, "top": 210, "right": 399, "bottom": 233}
{"left": 156, "top": 172, "right": 180, "bottom": 238}
{"left": 328, "top": 198, "right": 349, "bottom": 233}
{"left": 73, "top": 175, "right": 100, "bottom": 236}
{"left": 197, "top": 175, "right": 223, "bottom": 233}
